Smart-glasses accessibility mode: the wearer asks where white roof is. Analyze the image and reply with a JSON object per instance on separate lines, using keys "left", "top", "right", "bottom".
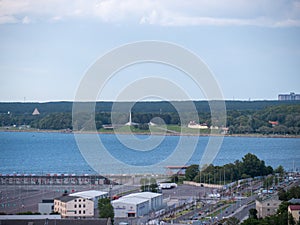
{"left": 70, "top": 190, "right": 108, "bottom": 199}
{"left": 124, "top": 192, "right": 162, "bottom": 199}
{"left": 0, "top": 215, "right": 61, "bottom": 220}
{"left": 113, "top": 196, "right": 149, "bottom": 205}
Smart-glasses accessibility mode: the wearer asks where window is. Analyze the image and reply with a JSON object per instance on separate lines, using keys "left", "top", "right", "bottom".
{"left": 74, "top": 204, "right": 77, "bottom": 208}
{"left": 79, "top": 210, "right": 81, "bottom": 214}
{"left": 83, "top": 210, "right": 85, "bottom": 214}
{"left": 79, "top": 204, "right": 81, "bottom": 208}
{"left": 79, "top": 199, "right": 81, "bottom": 202}
{"left": 75, "top": 199, "right": 77, "bottom": 202}
{"left": 74, "top": 211, "right": 76, "bottom": 214}
{"left": 128, "top": 213, "right": 135, "bottom": 217}
{"left": 267, "top": 203, "right": 270, "bottom": 206}
{"left": 83, "top": 199, "right": 85, "bottom": 202}
{"left": 83, "top": 204, "right": 85, "bottom": 208}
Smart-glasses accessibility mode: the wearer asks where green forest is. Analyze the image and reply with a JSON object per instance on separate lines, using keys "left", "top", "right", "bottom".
{"left": 0, "top": 101, "right": 299, "bottom": 135}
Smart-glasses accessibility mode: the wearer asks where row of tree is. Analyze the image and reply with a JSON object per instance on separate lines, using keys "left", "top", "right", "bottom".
{"left": 0, "top": 105, "right": 299, "bottom": 134}
{"left": 184, "top": 153, "right": 281, "bottom": 184}
{"left": 1, "top": 100, "right": 298, "bottom": 114}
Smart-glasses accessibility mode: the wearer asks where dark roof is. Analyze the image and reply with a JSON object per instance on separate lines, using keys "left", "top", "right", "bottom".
{"left": 54, "top": 195, "right": 78, "bottom": 203}
{"left": 289, "top": 205, "right": 300, "bottom": 211}
{"left": 0, "top": 219, "right": 110, "bottom": 225}
{"left": 288, "top": 198, "right": 300, "bottom": 204}
{"left": 42, "top": 199, "right": 54, "bottom": 203}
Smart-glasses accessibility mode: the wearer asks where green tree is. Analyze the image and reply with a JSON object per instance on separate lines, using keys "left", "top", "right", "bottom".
{"left": 286, "top": 186, "right": 300, "bottom": 200}
{"left": 242, "top": 153, "right": 261, "bottom": 177}
{"left": 241, "top": 218, "right": 260, "bottom": 225}
{"left": 242, "top": 153, "right": 270, "bottom": 177}
{"left": 185, "top": 164, "right": 199, "bottom": 181}
{"left": 274, "top": 165, "right": 285, "bottom": 176}
{"left": 278, "top": 188, "right": 287, "bottom": 201}
{"left": 98, "top": 198, "right": 114, "bottom": 223}
{"left": 288, "top": 213, "right": 296, "bottom": 225}
{"left": 249, "top": 208, "right": 258, "bottom": 219}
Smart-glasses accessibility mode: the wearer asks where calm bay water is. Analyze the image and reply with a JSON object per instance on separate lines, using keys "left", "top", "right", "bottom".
{"left": 0, "top": 131, "right": 299, "bottom": 175}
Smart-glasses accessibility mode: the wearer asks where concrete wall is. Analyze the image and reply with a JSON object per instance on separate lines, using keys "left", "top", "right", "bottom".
{"left": 183, "top": 181, "right": 223, "bottom": 189}
{"left": 38, "top": 202, "right": 54, "bottom": 214}
{"left": 151, "top": 195, "right": 163, "bottom": 211}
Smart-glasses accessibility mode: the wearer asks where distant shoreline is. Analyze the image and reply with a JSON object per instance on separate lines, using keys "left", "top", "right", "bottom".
{"left": 1, "top": 128, "right": 299, "bottom": 138}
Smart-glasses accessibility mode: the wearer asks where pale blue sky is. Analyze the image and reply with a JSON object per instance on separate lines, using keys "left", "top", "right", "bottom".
{"left": 0, "top": 0, "right": 300, "bottom": 102}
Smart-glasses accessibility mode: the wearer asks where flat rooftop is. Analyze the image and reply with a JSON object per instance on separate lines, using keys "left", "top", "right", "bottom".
{"left": 113, "top": 196, "right": 149, "bottom": 205}
{"left": 70, "top": 190, "right": 108, "bottom": 199}
{"left": 124, "top": 192, "right": 162, "bottom": 199}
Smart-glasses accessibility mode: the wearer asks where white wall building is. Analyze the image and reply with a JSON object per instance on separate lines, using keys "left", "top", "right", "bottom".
{"left": 256, "top": 195, "right": 281, "bottom": 218}
{"left": 54, "top": 196, "right": 94, "bottom": 218}
{"left": 112, "top": 192, "right": 163, "bottom": 218}
{"left": 112, "top": 197, "right": 149, "bottom": 218}
{"left": 123, "top": 192, "right": 163, "bottom": 211}
{"left": 70, "top": 190, "right": 108, "bottom": 208}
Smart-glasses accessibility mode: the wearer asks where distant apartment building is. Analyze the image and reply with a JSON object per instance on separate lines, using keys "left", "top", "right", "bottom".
{"left": 54, "top": 196, "right": 94, "bottom": 218}
{"left": 278, "top": 92, "right": 300, "bottom": 101}
{"left": 288, "top": 205, "right": 300, "bottom": 224}
{"left": 256, "top": 195, "right": 282, "bottom": 218}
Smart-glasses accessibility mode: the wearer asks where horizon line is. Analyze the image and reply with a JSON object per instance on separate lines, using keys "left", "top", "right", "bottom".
{"left": 0, "top": 98, "right": 294, "bottom": 104}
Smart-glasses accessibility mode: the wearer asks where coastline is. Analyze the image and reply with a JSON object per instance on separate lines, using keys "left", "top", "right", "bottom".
{"left": 1, "top": 128, "right": 299, "bottom": 138}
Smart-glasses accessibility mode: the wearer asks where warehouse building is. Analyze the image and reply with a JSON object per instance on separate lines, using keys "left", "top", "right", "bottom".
{"left": 123, "top": 192, "right": 163, "bottom": 211}
{"left": 112, "top": 192, "right": 163, "bottom": 218}
{"left": 112, "top": 196, "right": 149, "bottom": 218}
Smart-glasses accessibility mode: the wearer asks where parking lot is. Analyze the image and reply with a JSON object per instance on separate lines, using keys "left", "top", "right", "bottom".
{"left": 0, "top": 183, "right": 137, "bottom": 214}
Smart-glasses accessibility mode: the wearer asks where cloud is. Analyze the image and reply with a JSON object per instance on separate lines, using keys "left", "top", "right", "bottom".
{"left": 0, "top": 15, "right": 18, "bottom": 24}
{"left": 0, "top": 0, "right": 300, "bottom": 27}
{"left": 22, "top": 16, "right": 31, "bottom": 24}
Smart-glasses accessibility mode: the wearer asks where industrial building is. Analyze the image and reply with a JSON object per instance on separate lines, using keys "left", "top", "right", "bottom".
{"left": 112, "top": 192, "right": 163, "bottom": 219}
{"left": 112, "top": 196, "right": 149, "bottom": 218}
{"left": 122, "top": 192, "right": 163, "bottom": 211}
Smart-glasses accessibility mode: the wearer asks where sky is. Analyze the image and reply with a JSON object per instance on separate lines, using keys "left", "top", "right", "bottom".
{"left": 0, "top": 0, "right": 300, "bottom": 102}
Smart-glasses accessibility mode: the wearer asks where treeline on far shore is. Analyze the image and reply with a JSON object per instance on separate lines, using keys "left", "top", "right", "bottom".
{"left": 0, "top": 102, "right": 299, "bottom": 135}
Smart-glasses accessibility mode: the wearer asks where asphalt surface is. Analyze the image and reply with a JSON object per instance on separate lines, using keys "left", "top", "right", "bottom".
{"left": 0, "top": 183, "right": 137, "bottom": 214}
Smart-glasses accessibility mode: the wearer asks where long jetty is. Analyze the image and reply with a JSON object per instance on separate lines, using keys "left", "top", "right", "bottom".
{"left": 0, "top": 173, "right": 114, "bottom": 185}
